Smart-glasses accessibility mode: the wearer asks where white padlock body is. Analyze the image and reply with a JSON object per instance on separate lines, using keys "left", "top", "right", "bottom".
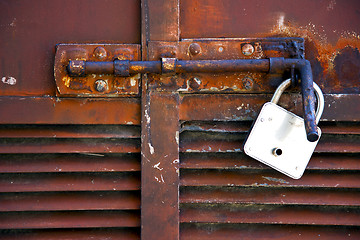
{"left": 243, "top": 102, "right": 321, "bottom": 179}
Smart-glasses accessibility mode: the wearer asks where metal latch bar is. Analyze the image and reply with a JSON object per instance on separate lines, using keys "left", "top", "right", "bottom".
{"left": 67, "top": 59, "right": 270, "bottom": 77}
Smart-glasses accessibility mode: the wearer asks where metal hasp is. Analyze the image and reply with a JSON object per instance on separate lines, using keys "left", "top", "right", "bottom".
{"left": 67, "top": 57, "right": 318, "bottom": 141}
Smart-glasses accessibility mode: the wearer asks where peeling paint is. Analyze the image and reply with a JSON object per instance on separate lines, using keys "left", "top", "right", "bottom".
{"left": 145, "top": 109, "right": 151, "bottom": 124}
{"left": 148, "top": 143, "right": 154, "bottom": 154}
{"left": 175, "top": 130, "right": 179, "bottom": 144}
{"left": 130, "top": 78, "right": 137, "bottom": 86}
{"left": 1, "top": 76, "right": 16, "bottom": 85}
{"left": 262, "top": 176, "right": 289, "bottom": 184}
{"left": 153, "top": 162, "right": 163, "bottom": 171}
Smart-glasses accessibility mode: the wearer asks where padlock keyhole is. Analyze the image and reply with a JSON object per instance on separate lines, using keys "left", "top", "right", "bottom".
{"left": 273, "top": 148, "right": 283, "bottom": 157}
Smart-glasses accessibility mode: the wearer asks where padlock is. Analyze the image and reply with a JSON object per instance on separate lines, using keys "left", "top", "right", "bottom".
{"left": 243, "top": 78, "right": 324, "bottom": 179}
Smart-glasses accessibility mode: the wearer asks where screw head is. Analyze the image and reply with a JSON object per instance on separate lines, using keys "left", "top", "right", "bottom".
{"left": 93, "top": 46, "right": 107, "bottom": 60}
{"left": 189, "top": 43, "right": 201, "bottom": 56}
{"left": 242, "top": 43, "right": 254, "bottom": 56}
{"left": 188, "top": 77, "right": 201, "bottom": 89}
{"left": 242, "top": 77, "right": 254, "bottom": 90}
{"left": 94, "top": 79, "right": 107, "bottom": 92}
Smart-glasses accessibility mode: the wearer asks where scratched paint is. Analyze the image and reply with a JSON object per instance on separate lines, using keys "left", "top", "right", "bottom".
{"left": 1, "top": 76, "right": 16, "bottom": 85}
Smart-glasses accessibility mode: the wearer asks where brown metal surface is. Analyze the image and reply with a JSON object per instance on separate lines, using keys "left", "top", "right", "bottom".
{"left": 181, "top": 0, "right": 360, "bottom": 94}
{"left": 0, "top": 211, "right": 140, "bottom": 229}
{"left": 0, "top": 153, "right": 140, "bottom": 173}
{"left": 180, "top": 152, "right": 360, "bottom": 171}
{"left": 0, "top": 172, "right": 140, "bottom": 192}
{"left": 180, "top": 204, "right": 360, "bottom": 225}
{"left": 141, "top": 92, "right": 180, "bottom": 240}
{"left": 0, "top": 124, "right": 142, "bottom": 237}
{"left": 181, "top": 224, "right": 360, "bottom": 240}
{"left": 180, "top": 170, "right": 359, "bottom": 188}
{"left": 0, "top": 138, "right": 140, "bottom": 154}
{"left": 180, "top": 187, "right": 360, "bottom": 206}
{"left": 0, "top": 0, "right": 141, "bottom": 97}
{"left": 0, "top": 124, "right": 140, "bottom": 139}
{"left": 0, "top": 97, "right": 140, "bottom": 124}
{"left": 179, "top": 117, "right": 360, "bottom": 238}
{"left": 146, "top": 0, "right": 179, "bottom": 41}
{"left": 0, "top": 229, "right": 140, "bottom": 240}
{"left": 179, "top": 94, "right": 360, "bottom": 121}
{"left": 55, "top": 44, "right": 141, "bottom": 97}
{"left": 0, "top": 191, "right": 140, "bottom": 211}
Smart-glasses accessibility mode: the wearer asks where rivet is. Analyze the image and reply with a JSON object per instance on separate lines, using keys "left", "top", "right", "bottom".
{"left": 189, "top": 43, "right": 201, "bottom": 56}
{"left": 218, "top": 46, "right": 224, "bottom": 53}
{"left": 242, "top": 77, "right": 253, "bottom": 90}
{"left": 188, "top": 77, "right": 201, "bottom": 89}
{"left": 242, "top": 43, "right": 254, "bottom": 56}
{"left": 93, "top": 46, "right": 107, "bottom": 60}
{"left": 94, "top": 79, "right": 107, "bottom": 92}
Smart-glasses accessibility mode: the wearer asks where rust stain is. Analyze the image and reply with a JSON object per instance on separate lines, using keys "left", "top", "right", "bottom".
{"left": 62, "top": 76, "right": 71, "bottom": 88}
{"left": 269, "top": 14, "right": 360, "bottom": 93}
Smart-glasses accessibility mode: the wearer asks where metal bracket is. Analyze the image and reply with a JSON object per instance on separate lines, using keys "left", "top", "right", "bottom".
{"left": 54, "top": 44, "right": 141, "bottom": 97}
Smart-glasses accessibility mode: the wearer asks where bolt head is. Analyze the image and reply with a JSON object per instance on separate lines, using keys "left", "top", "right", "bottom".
{"left": 188, "top": 77, "right": 201, "bottom": 89}
{"left": 93, "top": 46, "right": 107, "bottom": 60}
{"left": 242, "top": 77, "right": 254, "bottom": 90}
{"left": 94, "top": 79, "right": 107, "bottom": 92}
{"left": 242, "top": 43, "right": 254, "bottom": 56}
{"left": 189, "top": 43, "right": 201, "bottom": 56}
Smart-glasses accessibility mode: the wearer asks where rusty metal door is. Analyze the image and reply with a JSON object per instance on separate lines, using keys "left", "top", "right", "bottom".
{"left": 1, "top": 0, "right": 360, "bottom": 239}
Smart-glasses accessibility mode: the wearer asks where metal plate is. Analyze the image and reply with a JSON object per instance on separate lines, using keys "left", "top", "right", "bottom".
{"left": 244, "top": 102, "right": 321, "bottom": 179}
{"left": 147, "top": 38, "right": 304, "bottom": 93}
{"left": 54, "top": 44, "right": 141, "bottom": 97}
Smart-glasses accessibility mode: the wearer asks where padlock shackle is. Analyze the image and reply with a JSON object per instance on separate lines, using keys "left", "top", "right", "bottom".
{"left": 313, "top": 82, "right": 324, "bottom": 124}
{"left": 271, "top": 78, "right": 324, "bottom": 125}
{"left": 269, "top": 58, "right": 319, "bottom": 142}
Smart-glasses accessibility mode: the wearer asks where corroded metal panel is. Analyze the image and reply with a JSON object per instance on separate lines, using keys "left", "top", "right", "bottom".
{"left": 54, "top": 44, "right": 141, "bottom": 97}
{"left": 181, "top": 0, "right": 360, "bottom": 94}
{"left": 0, "top": 0, "right": 141, "bottom": 96}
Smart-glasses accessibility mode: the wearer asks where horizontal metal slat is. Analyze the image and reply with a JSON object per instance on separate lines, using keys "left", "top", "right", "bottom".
{"left": 180, "top": 204, "right": 360, "bottom": 226}
{"left": 180, "top": 132, "right": 360, "bottom": 153}
{"left": 180, "top": 170, "right": 360, "bottom": 188}
{"left": 0, "top": 97, "right": 141, "bottom": 125}
{"left": 0, "top": 172, "right": 140, "bottom": 192}
{"left": 0, "top": 138, "right": 140, "bottom": 153}
{"left": 181, "top": 121, "right": 360, "bottom": 135}
{"left": 180, "top": 223, "right": 360, "bottom": 240}
{"left": 180, "top": 187, "right": 360, "bottom": 206}
{"left": 0, "top": 191, "right": 140, "bottom": 211}
{"left": 0, "top": 153, "right": 140, "bottom": 173}
{"left": 0, "top": 228, "right": 140, "bottom": 240}
{"left": 181, "top": 122, "right": 251, "bottom": 133}
{"left": 180, "top": 153, "right": 360, "bottom": 170}
{"left": 0, "top": 211, "right": 140, "bottom": 229}
{"left": 179, "top": 94, "right": 360, "bottom": 122}
{"left": 0, "top": 125, "right": 141, "bottom": 138}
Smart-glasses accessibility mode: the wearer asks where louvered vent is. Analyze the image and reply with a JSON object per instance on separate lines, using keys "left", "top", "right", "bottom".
{"left": 179, "top": 121, "right": 360, "bottom": 239}
{"left": 0, "top": 124, "right": 141, "bottom": 240}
